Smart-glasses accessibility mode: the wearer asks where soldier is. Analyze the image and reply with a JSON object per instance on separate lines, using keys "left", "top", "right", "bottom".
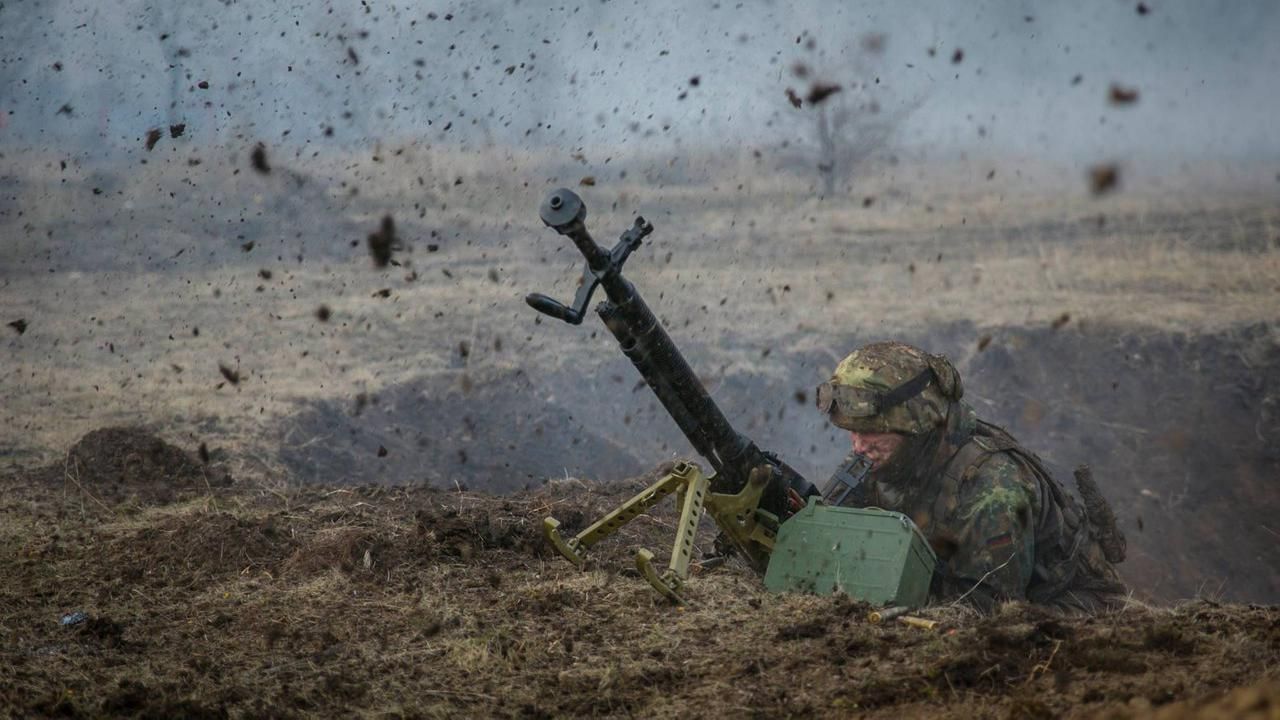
{"left": 815, "top": 341, "right": 1128, "bottom": 612}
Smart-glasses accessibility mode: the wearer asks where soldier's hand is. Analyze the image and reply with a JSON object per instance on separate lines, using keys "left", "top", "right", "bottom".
{"left": 749, "top": 463, "right": 806, "bottom": 514}
{"left": 747, "top": 463, "right": 774, "bottom": 487}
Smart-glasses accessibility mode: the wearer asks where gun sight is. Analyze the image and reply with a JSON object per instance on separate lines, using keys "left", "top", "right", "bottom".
{"left": 525, "top": 188, "right": 652, "bottom": 325}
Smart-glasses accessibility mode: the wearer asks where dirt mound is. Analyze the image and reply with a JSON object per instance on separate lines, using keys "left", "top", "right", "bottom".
{"left": 1, "top": 439, "right": 1277, "bottom": 719}
{"left": 115, "top": 511, "right": 301, "bottom": 587}
{"left": 1129, "top": 679, "right": 1280, "bottom": 719}
{"left": 47, "top": 426, "right": 231, "bottom": 506}
{"left": 276, "top": 367, "right": 643, "bottom": 492}
{"left": 276, "top": 499, "right": 551, "bottom": 579}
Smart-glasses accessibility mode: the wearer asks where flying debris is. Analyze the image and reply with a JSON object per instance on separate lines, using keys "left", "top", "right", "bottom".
{"left": 367, "top": 215, "right": 399, "bottom": 267}
{"left": 805, "top": 83, "right": 842, "bottom": 105}
{"left": 1089, "top": 164, "right": 1120, "bottom": 195}
{"left": 250, "top": 143, "right": 271, "bottom": 174}
{"left": 1108, "top": 84, "right": 1140, "bottom": 105}
{"left": 218, "top": 364, "right": 241, "bottom": 385}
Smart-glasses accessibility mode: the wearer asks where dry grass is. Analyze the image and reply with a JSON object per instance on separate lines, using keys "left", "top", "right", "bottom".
{"left": 1, "top": 448, "right": 1276, "bottom": 718}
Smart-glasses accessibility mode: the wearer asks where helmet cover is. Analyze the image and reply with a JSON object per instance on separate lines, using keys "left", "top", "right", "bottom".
{"left": 816, "top": 341, "right": 962, "bottom": 434}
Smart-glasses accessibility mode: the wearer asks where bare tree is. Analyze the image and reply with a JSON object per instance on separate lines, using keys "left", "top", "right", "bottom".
{"left": 782, "top": 34, "right": 921, "bottom": 198}
{"left": 143, "top": 4, "right": 189, "bottom": 128}
{"left": 812, "top": 89, "right": 911, "bottom": 196}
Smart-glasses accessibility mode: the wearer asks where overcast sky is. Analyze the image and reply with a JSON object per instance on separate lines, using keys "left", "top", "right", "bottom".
{"left": 2, "top": 0, "right": 1277, "bottom": 167}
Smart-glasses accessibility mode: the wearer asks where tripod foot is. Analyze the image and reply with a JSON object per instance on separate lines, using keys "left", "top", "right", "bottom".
{"left": 544, "top": 517, "right": 586, "bottom": 568}
{"left": 636, "top": 548, "right": 686, "bottom": 604}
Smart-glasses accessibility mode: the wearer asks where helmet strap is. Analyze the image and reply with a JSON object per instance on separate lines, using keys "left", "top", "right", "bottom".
{"left": 944, "top": 401, "right": 966, "bottom": 446}
{"left": 878, "top": 368, "right": 934, "bottom": 412}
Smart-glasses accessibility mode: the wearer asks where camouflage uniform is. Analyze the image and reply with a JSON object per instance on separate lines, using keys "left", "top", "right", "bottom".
{"left": 816, "top": 341, "right": 1128, "bottom": 613}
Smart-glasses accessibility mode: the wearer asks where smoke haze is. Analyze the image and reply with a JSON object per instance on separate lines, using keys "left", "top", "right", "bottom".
{"left": 3, "top": 0, "right": 1278, "bottom": 168}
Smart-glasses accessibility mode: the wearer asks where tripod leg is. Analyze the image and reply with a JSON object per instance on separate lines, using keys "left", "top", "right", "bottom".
{"left": 543, "top": 463, "right": 693, "bottom": 568}
{"left": 636, "top": 463, "right": 709, "bottom": 603}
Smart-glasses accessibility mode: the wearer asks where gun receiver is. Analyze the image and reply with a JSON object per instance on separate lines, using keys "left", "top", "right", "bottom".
{"left": 527, "top": 189, "right": 818, "bottom": 587}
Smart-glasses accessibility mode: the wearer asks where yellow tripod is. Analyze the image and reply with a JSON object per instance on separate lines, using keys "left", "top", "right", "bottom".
{"left": 543, "top": 461, "right": 782, "bottom": 603}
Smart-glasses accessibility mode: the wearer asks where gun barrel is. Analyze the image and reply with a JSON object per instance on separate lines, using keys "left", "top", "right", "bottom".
{"left": 531, "top": 188, "right": 813, "bottom": 512}
{"left": 597, "top": 290, "right": 750, "bottom": 476}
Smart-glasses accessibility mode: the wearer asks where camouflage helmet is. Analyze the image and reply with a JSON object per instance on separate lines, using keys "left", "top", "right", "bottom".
{"left": 816, "top": 341, "right": 963, "bottom": 435}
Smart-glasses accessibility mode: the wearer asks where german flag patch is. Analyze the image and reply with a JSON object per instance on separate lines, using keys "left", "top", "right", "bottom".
{"left": 986, "top": 532, "right": 1013, "bottom": 549}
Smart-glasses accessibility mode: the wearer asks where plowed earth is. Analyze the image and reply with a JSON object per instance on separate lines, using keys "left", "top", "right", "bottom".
{"left": 2, "top": 428, "right": 1277, "bottom": 719}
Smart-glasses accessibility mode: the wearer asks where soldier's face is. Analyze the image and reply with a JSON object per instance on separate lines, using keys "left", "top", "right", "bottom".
{"left": 849, "top": 431, "right": 907, "bottom": 469}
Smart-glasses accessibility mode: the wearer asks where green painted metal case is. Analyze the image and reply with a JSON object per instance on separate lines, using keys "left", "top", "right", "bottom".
{"left": 763, "top": 498, "right": 937, "bottom": 607}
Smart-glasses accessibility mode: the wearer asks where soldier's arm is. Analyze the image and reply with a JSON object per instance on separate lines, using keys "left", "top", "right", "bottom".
{"left": 932, "top": 454, "right": 1038, "bottom": 610}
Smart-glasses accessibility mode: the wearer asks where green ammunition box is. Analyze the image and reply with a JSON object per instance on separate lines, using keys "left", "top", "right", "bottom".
{"left": 763, "top": 497, "right": 937, "bottom": 607}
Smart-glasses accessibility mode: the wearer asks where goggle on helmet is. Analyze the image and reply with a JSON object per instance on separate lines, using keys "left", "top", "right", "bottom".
{"left": 815, "top": 343, "right": 963, "bottom": 435}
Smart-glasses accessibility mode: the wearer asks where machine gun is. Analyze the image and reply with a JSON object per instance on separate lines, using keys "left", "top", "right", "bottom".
{"left": 526, "top": 188, "right": 822, "bottom": 602}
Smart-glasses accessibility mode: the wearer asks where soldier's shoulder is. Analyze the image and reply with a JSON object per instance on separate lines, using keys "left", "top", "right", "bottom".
{"left": 962, "top": 444, "right": 1034, "bottom": 492}
{"left": 955, "top": 452, "right": 1037, "bottom": 521}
